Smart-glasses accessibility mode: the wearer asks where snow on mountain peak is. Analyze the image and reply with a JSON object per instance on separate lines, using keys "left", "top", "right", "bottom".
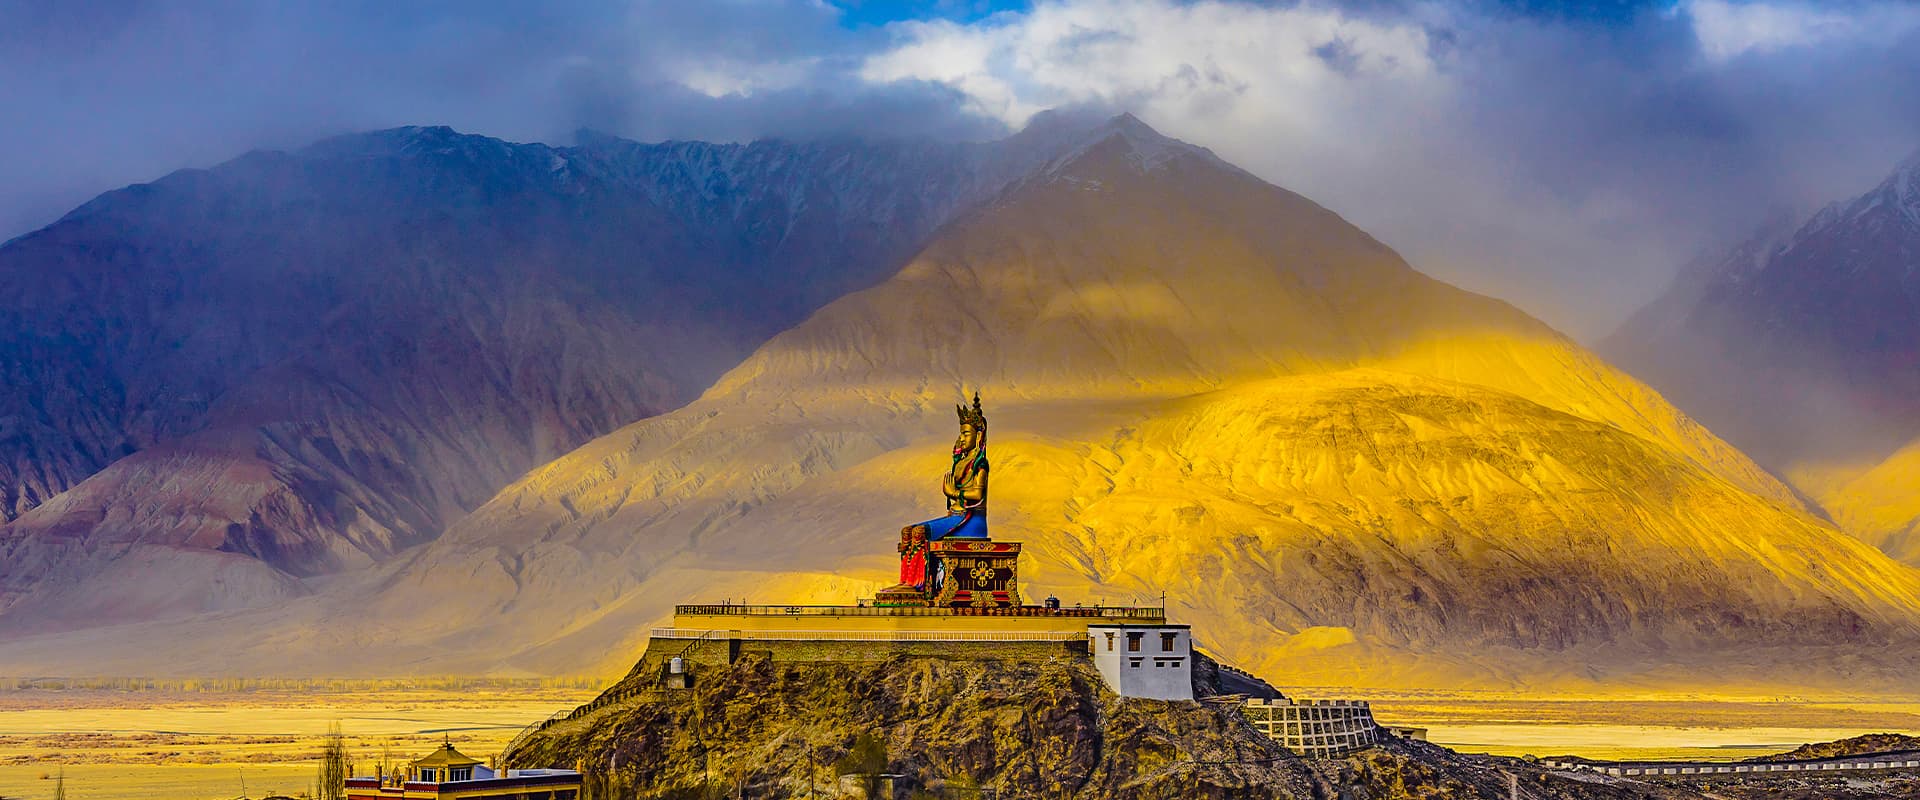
{"left": 1023, "top": 112, "right": 1242, "bottom": 180}
{"left": 1843, "top": 147, "right": 1920, "bottom": 228}
{"left": 1768, "top": 146, "right": 1920, "bottom": 267}
{"left": 1893, "top": 147, "right": 1920, "bottom": 221}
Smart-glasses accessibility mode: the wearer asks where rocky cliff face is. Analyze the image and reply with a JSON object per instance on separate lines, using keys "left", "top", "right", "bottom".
{"left": 510, "top": 654, "right": 1307, "bottom": 799}
{"left": 507, "top": 650, "right": 1883, "bottom": 799}
{"left": 504, "top": 652, "right": 1686, "bottom": 800}
{"left": 0, "top": 118, "right": 1085, "bottom": 627}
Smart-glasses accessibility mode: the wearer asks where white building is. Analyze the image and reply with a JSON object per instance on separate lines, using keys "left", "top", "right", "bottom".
{"left": 1088, "top": 622, "right": 1193, "bottom": 700}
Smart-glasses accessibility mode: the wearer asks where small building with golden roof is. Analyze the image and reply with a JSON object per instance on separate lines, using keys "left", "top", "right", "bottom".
{"left": 345, "top": 741, "right": 580, "bottom": 800}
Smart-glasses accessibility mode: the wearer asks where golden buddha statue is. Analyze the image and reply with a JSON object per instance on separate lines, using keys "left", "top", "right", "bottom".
{"left": 876, "top": 394, "right": 991, "bottom": 604}
{"left": 922, "top": 393, "right": 989, "bottom": 540}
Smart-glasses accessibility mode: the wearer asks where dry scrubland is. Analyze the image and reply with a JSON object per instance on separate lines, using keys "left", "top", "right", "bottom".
{"left": 0, "top": 683, "right": 599, "bottom": 800}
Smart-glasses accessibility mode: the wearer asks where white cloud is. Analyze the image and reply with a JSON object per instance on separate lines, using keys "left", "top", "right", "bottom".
{"left": 674, "top": 57, "right": 822, "bottom": 98}
{"left": 854, "top": 1, "right": 1465, "bottom": 289}
{"left": 1686, "top": 0, "right": 1920, "bottom": 62}
{"left": 860, "top": 0, "right": 1441, "bottom": 130}
{"left": 846, "top": 0, "right": 1920, "bottom": 340}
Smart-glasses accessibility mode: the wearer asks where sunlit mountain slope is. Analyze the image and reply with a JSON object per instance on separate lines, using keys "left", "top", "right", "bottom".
{"left": 347, "top": 116, "right": 1920, "bottom": 688}
{"left": 1791, "top": 438, "right": 1920, "bottom": 567}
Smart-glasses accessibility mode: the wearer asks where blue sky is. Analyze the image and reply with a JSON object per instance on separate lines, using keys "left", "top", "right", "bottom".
{"left": 3, "top": 0, "right": 1918, "bottom": 336}
{"left": 833, "top": 0, "right": 1032, "bottom": 27}
{"left": 835, "top": 0, "right": 1671, "bottom": 26}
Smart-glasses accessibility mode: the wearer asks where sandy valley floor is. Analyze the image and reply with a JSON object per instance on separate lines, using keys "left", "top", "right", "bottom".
{"left": 3, "top": 687, "right": 1918, "bottom": 799}
{"left": 0, "top": 687, "right": 598, "bottom": 800}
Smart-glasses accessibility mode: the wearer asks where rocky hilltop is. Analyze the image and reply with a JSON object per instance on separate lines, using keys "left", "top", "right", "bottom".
{"left": 1752, "top": 733, "right": 1920, "bottom": 763}
{"left": 506, "top": 652, "right": 1654, "bottom": 799}
{"left": 507, "top": 650, "right": 1918, "bottom": 799}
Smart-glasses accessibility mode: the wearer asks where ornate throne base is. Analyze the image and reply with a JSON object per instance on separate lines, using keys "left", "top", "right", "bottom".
{"left": 930, "top": 539, "right": 1022, "bottom": 608}
{"left": 871, "top": 539, "right": 1024, "bottom": 608}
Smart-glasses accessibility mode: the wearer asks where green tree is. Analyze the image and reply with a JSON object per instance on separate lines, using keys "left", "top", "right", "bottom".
{"left": 316, "top": 722, "right": 349, "bottom": 800}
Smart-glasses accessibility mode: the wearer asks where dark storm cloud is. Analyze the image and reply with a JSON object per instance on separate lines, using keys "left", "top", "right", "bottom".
{"left": 5, "top": 0, "right": 1920, "bottom": 338}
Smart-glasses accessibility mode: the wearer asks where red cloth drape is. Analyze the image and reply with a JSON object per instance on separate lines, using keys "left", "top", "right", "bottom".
{"left": 900, "top": 548, "right": 927, "bottom": 587}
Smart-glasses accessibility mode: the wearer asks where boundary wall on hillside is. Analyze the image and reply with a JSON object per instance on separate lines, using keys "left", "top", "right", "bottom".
{"left": 1544, "top": 753, "right": 1920, "bottom": 779}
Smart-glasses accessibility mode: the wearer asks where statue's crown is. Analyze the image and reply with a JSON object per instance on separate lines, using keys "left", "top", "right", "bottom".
{"left": 957, "top": 392, "right": 987, "bottom": 431}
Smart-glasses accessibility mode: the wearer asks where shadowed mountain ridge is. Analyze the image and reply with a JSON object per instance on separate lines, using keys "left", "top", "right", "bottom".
{"left": 0, "top": 115, "right": 1111, "bottom": 626}
{"left": 1605, "top": 148, "right": 1920, "bottom": 567}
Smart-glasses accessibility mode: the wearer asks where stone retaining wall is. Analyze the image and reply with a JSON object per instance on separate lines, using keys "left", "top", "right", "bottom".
{"left": 634, "top": 633, "right": 1090, "bottom": 677}
{"left": 1242, "top": 698, "right": 1382, "bottom": 757}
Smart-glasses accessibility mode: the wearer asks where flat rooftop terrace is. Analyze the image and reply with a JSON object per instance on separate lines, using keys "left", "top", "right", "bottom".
{"left": 659, "top": 604, "right": 1167, "bottom": 641}
{"left": 675, "top": 604, "right": 1164, "bottom": 618}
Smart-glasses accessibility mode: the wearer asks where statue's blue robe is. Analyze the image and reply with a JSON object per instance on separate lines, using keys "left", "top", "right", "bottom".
{"left": 920, "top": 509, "right": 988, "bottom": 540}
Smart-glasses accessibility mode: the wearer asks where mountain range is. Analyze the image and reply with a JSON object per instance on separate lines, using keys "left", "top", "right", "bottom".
{"left": 0, "top": 117, "right": 1083, "bottom": 627}
{"left": 1, "top": 113, "right": 1916, "bottom": 692}
{"left": 1607, "top": 151, "right": 1920, "bottom": 569}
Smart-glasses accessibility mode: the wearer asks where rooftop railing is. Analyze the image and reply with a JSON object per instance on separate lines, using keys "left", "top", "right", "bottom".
{"left": 651, "top": 627, "right": 1090, "bottom": 642}
{"left": 674, "top": 604, "right": 1165, "bottom": 618}
{"left": 1244, "top": 697, "right": 1371, "bottom": 709}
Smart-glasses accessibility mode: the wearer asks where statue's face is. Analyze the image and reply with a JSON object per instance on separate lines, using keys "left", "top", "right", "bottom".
{"left": 954, "top": 422, "right": 980, "bottom": 454}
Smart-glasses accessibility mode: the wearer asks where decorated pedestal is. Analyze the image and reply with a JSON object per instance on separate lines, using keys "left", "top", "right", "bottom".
{"left": 872, "top": 393, "right": 1024, "bottom": 609}
{"left": 930, "top": 539, "right": 1022, "bottom": 608}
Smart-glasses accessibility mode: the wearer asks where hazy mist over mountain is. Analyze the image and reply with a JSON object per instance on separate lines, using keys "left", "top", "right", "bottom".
{"left": 1607, "top": 148, "right": 1920, "bottom": 569}
{"left": 7, "top": 0, "right": 1920, "bottom": 339}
